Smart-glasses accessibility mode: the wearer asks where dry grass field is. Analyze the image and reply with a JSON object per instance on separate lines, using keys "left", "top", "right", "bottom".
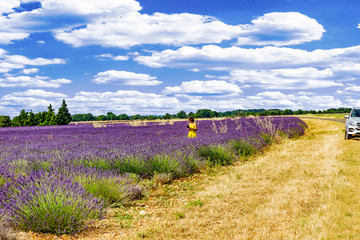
{"left": 23, "top": 118, "right": 360, "bottom": 240}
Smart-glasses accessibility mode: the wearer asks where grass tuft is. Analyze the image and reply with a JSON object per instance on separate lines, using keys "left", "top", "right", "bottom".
{"left": 186, "top": 199, "right": 204, "bottom": 207}
{"left": 173, "top": 211, "right": 185, "bottom": 219}
{"left": 153, "top": 173, "right": 173, "bottom": 186}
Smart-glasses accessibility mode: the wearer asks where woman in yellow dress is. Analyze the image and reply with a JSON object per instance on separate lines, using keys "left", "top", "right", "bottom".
{"left": 187, "top": 117, "right": 197, "bottom": 138}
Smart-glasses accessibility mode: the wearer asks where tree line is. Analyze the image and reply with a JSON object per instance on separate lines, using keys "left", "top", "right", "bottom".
{"left": 0, "top": 104, "right": 351, "bottom": 127}
{"left": 0, "top": 99, "right": 72, "bottom": 127}
{"left": 71, "top": 107, "right": 351, "bottom": 122}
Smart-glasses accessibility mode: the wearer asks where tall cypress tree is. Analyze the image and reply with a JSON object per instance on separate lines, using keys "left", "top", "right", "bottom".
{"left": 55, "top": 99, "right": 72, "bottom": 125}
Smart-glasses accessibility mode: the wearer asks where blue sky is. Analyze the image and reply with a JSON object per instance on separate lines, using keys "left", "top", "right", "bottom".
{"left": 1, "top": 0, "right": 360, "bottom": 116}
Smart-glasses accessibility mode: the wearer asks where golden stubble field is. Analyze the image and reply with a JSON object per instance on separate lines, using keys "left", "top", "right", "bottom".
{"left": 24, "top": 118, "right": 360, "bottom": 240}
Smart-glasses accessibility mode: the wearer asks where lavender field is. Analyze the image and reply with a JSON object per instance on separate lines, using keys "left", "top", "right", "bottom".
{"left": 0, "top": 117, "right": 306, "bottom": 235}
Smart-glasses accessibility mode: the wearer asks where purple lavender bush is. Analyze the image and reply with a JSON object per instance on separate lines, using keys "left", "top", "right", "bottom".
{"left": 0, "top": 170, "right": 104, "bottom": 235}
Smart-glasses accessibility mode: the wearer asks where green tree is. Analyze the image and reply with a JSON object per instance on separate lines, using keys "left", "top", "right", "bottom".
{"left": 27, "top": 111, "right": 37, "bottom": 126}
{"left": 35, "top": 111, "right": 47, "bottom": 125}
{"left": 18, "top": 109, "right": 29, "bottom": 126}
{"left": 210, "top": 110, "right": 219, "bottom": 118}
{"left": 55, "top": 99, "right": 72, "bottom": 125}
{"left": 43, "top": 104, "right": 56, "bottom": 125}
{"left": 294, "top": 109, "right": 305, "bottom": 115}
{"left": 0, "top": 115, "right": 11, "bottom": 127}
{"left": 106, "top": 112, "right": 117, "bottom": 120}
{"left": 71, "top": 114, "right": 83, "bottom": 122}
{"left": 162, "top": 113, "right": 172, "bottom": 119}
{"left": 97, "top": 115, "right": 107, "bottom": 121}
{"left": 148, "top": 115, "right": 158, "bottom": 120}
{"left": 11, "top": 116, "right": 20, "bottom": 127}
{"left": 83, "top": 113, "right": 96, "bottom": 121}
{"left": 195, "top": 109, "right": 212, "bottom": 118}
{"left": 187, "top": 112, "right": 195, "bottom": 118}
{"left": 283, "top": 109, "right": 293, "bottom": 115}
{"left": 117, "top": 113, "right": 130, "bottom": 120}
{"left": 132, "top": 114, "right": 141, "bottom": 120}
{"left": 177, "top": 111, "right": 187, "bottom": 119}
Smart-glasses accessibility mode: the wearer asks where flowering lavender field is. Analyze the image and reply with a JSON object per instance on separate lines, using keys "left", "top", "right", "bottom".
{"left": 0, "top": 117, "right": 306, "bottom": 234}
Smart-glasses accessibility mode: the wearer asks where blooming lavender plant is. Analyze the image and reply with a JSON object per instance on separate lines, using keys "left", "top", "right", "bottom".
{"left": 0, "top": 170, "right": 104, "bottom": 234}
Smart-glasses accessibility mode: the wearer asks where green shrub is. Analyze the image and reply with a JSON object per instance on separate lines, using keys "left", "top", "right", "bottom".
{"left": 289, "top": 129, "right": 302, "bottom": 139}
{"left": 276, "top": 130, "right": 288, "bottom": 139}
{"left": 197, "top": 145, "right": 234, "bottom": 166}
{"left": 148, "top": 154, "right": 181, "bottom": 177}
{"left": 231, "top": 139, "right": 258, "bottom": 160}
{"left": 77, "top": 175, "right": 141, "bottom": 206}
{"left": 74, "top": 158, "right": 112, "bottom": 171}
{"left": 182, "top": 154, "right": 204, "bottom": 174}
{"left": 112, "top": 156, "right": 147, "bottom": 176}
{"left": 260, "top": 132, "right": 273, "bottom": 144}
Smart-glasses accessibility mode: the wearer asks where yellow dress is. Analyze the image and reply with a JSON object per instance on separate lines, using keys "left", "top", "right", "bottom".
{"left": 188, "top": 122, "right": 197, "bottom": 138}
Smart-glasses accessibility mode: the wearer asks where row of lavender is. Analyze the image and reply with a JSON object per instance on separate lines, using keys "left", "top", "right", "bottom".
{"left": 0, "top": 117, "right": 306, "bottom": 234}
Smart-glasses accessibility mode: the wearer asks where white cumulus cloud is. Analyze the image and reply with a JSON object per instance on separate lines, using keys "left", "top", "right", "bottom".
{"left": 245, "top": 91, "right": 343, "bottom": 110}
{"left": 0, "top": 31, "right": 29, "bottom": 44}
{"left": 0, "top": 0, "right": 326, "bottom": 49}
{"left": 96, "top": 54, "right": 129, "bottom": 61}
{"left": 53, "top": 11, "right": 324, "bottom": 48}
{"left": 134, "top": 44, "right": 360, "bottom": 71}
{"left": 93, "top": 70, "right": 162, "bottom": 86}
{"left": 0, "top": 75, "right": 71, "bottom": 87}
{"left": 0, "top": 0, "right": 19, "bottom": 14}
{"left": 7, "top": 89, "right": 68, "bottom": 98}
{"left": 54, "top": 12, "right": 242, "bottom": 48}
{"left": 39, "top": 0, "right": 141, "bottom": 15}
{"left": 0, "top": 53, "right": 66, "bottom": 73}
{"left": 236, "top": 12, "right": 325, "bottom": 46}
{"left": 226, "top": 68, "right": 343, "bottom": 90}
{"left": 69, "top": 90, "right": 180, "bottom": 115}
{"left": 5, "top": 55, "right": 65, "bottom": 66}
{"left": 21, "top": 68, "right": 39, "bottom": 74}
{"left": 0, "top": 0, "right": 141, "bottom": 44}
{"left": 1, "top": 89, "right": 68, "bottom": 113}
{"left": 163, "top": 80, "right": 242, "bottom": 95}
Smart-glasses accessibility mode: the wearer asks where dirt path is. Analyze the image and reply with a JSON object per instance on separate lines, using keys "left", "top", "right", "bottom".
{"left": 25, "top": 119, "right": 360, "bottom": 240}
{"left": 299, "top": 116, "right": 346, "bottom": 124}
